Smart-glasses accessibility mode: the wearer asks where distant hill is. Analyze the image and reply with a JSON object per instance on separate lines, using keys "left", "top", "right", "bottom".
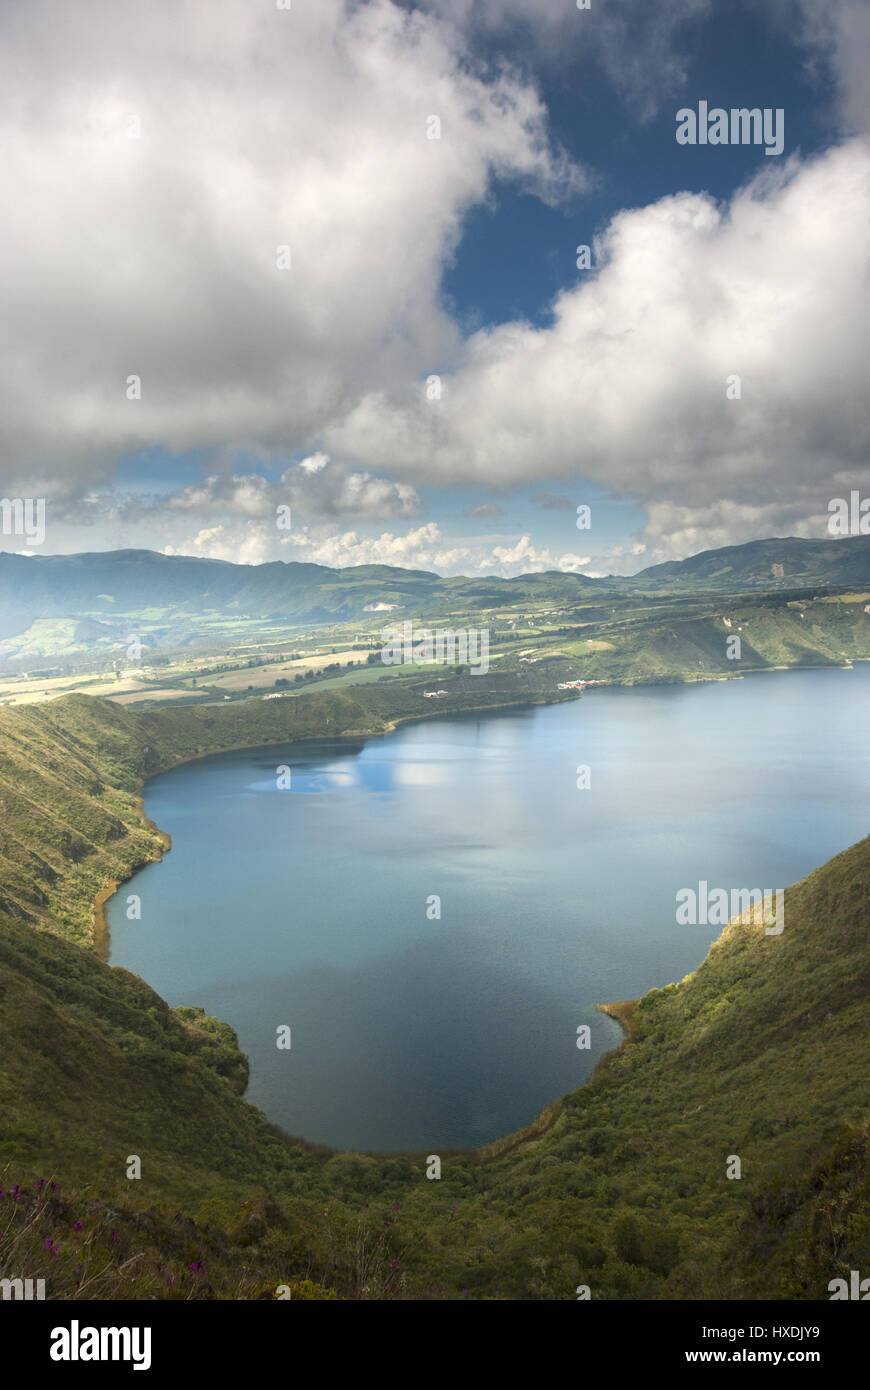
{"left": 0, "top": 535, "right": 868, "bottom": 659}
{"left": 636, "top": 535, "right": 870, "bottom": 590}
{"left": 0, "top": 546, "right": 608, "bottom": 626}
{"left": 0, "top": 549, "right": 611, "bottom": 659}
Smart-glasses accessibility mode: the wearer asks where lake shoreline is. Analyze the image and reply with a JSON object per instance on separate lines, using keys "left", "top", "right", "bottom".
{"left": 91, "top": 660, "right": 865, "bottom": 1156}
{"left": 91, "top": 689, "right": 578, "bottom": 962}
{"left": 93, "top": 787, "right": 171, "bottom": 963}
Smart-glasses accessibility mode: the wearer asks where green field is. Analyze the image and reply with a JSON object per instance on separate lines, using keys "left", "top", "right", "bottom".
{"left": 3, "top": 585, "right": 870, "bottom": 713}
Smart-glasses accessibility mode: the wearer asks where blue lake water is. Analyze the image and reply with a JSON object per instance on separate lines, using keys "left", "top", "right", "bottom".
{"left": 107, "top": 666, "right": 870, "bottom": 1151}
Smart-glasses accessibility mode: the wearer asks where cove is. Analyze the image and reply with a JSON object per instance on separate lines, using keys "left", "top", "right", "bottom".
{"left": 107, "top": 665, "right": 870, "bottom": 1152}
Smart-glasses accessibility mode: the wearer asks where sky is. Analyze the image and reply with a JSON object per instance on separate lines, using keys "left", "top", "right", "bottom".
{"left": 1, "top": 0, "right": 869, "bottom": 577}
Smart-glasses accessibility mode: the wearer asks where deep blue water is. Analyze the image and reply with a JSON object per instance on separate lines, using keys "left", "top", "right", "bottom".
{"left": 107, "top": 666, "right": 870, "bottom": 1151}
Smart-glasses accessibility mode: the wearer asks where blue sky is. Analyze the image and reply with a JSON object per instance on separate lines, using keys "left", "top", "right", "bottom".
{"left": 444, "top": 2, "right": 833, "bottom": 331}
{"left": 3, "top": 0, "right": 869, "bottom": 575}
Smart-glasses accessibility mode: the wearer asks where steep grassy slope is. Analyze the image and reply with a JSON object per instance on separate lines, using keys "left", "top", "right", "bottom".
{"left": 0, "top": 694, "right": 868, "bottom": 1300}
{"left": 0, "top": 913, "right": 302, "bottom": 1190}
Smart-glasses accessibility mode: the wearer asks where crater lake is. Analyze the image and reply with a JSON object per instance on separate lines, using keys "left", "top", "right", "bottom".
{"left": 107, "top": 665, "right": 870, "bottom": 1151}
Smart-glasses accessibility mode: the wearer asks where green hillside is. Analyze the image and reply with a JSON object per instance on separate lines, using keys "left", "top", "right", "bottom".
{"left": 1, "top": 690, "right": 868, "bottom": 1299}
{"left": 638, "top": 535, "right": 870, "bottom": 591}
{"left": 2, "top": 535, "right": 870, "bottom": 663}
{"left": 556, "top": 592, "right": 870, "bottom": 683}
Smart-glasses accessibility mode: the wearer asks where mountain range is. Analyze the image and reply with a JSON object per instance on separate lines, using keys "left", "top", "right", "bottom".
{"left": 1, "top": 534, "right": 869, "bottom": 661}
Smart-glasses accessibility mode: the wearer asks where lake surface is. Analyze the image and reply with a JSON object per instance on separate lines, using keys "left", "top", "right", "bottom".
{"left": 107, "top": 666, "right": 870, "bottom": 1151}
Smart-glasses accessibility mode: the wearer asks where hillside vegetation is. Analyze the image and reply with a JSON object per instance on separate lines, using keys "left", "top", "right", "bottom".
{"left": 0, "top": 690, "right": 868, "bottom": 1299}
{"left": 3, "top": 534, "right": 870, "bottom": 662}
{"left": 556, "top": 591, "right": 870, "bottom": 683}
